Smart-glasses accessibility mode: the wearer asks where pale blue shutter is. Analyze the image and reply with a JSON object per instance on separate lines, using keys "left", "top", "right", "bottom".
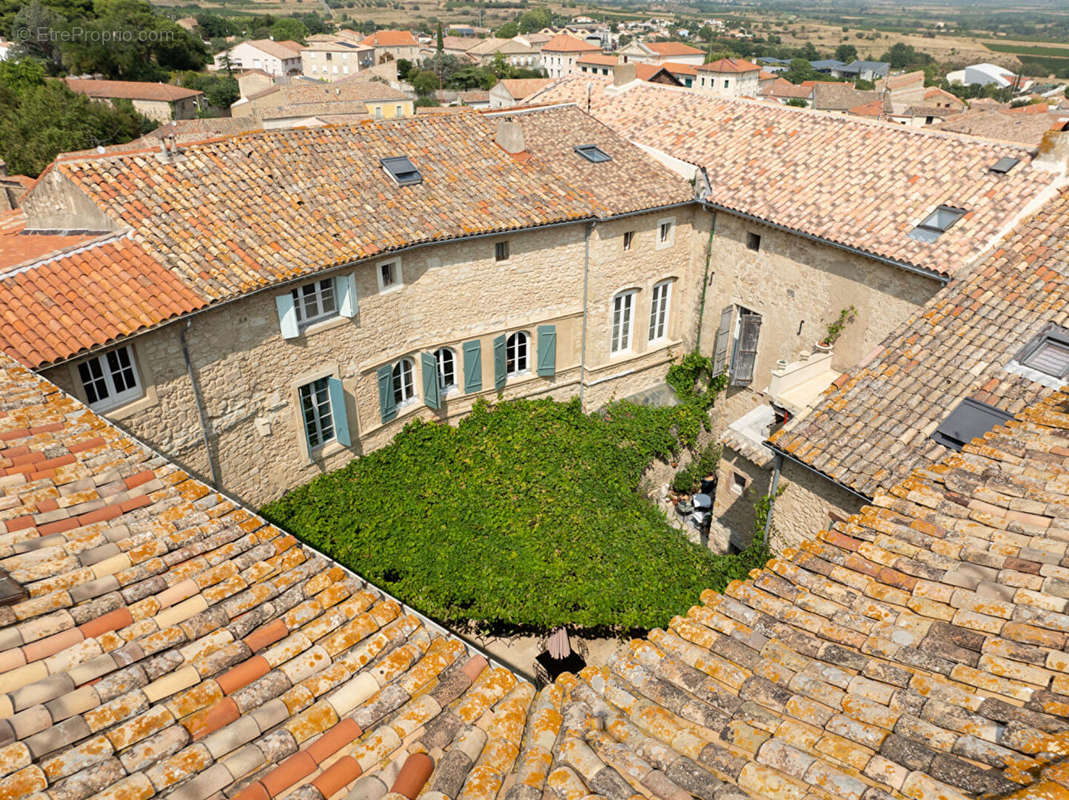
{"left": 327, "top": 378, "right": 351, "bottom": 446}
{"left": 712, "top": 306, "right": 733, "bottom": 375}
{"left": 463, "top": 341, "right": 482, "bottom": 393}
{"left": 276, "top": 293, "right": 299, "bottom": 339}
{"left": 421, "top": 352, "right": 440, "bottom": 410}
{"left": 493, "top": 335, "right": 507, "bottom": 390}
{"left": 537, "top": 325, "right": 556, "bottom": 377}
{"left": 377, "top": 365, "right": 396, "bottom": 423}
{"left": 336, "top": 274, "right": 358, "bottom": 318}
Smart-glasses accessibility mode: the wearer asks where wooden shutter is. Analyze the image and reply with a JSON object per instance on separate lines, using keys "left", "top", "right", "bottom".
{"left": 731, "top": 312, "right": 762, "bottom": 386}
{"left": 463, "top": 341, "right": 482, "bottom": 393}
{"left": 712, "top": 306, "right": 733, "bottom": 375}
{"left": 421, "top": 351, "right": 440, "bottom": 410}
{"left": 327, "top": 377, "right": 352, "bottom": 447}
{"left": 336, "top": 274, "right": 358, "bottom": 318}
{"left": 537, "top": 325, "right": 556, "bottom": 377}
{"left": 493, "top": 334, "right": 507, "bottom": 390}
{"left": 376, "top": 364, "right": 396, "bottom": 423}
{"left": 276, "top": 293, "right": 299, "bottom": 339}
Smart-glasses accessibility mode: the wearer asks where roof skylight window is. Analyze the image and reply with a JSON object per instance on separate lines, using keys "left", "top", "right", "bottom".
{"left": 381, "top": 156, "right": 422, "bottom": 186}
{"left": 1015, "top": 324, "right": 1069, "bottom": 380}
{"left": 574, "top": 144, "right": 612, "bottom": 163}
{"left": 931, "top": 397, "right": 1013, "bottom": 452}
{"left": 908, "top": 205, "right": 966, "bottom": 242}
{"left": 990, "top": 156, "right": 1020, "bottom": 174}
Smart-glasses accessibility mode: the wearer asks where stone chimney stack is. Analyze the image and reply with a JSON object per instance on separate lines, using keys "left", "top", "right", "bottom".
{"left": 613, "top": 63, "right": 637, "bottom": 87}
{"left": 495, "top": 118, "right": 526, "bottom": 154}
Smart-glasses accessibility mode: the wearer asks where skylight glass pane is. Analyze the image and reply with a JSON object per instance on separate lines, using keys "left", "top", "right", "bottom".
{"left": 990, "top": 156, "right": 1020, "bottom": 174}
{"left": 1024, "top": 340, "right": 1069, "bottom": 378}
{"left": 575, "top": 145, "right": 611, "bottom": 163}
{"left": 381, "top": 156, "right": 422, "bottom": 186}
{"left": 931, "top": 397, "right": 1013, "bottom": 452}
{"left": 924, "top": 206, "right": 964, "bottom": 231}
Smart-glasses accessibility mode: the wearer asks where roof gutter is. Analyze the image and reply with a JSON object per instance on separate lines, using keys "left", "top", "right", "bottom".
{"left": 764, "top": 438, "right": 874, "bottom": 504}
{"left": 701, "top": 200, "right": 950, "bottom": 286}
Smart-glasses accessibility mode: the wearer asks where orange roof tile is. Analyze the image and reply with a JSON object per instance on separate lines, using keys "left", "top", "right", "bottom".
{"left": 661, "top": 61, "right": 698, "bottom": 76}
{"left": 576, "top": 53, "right": 618, "bottom": 66}
{"left": 697, "top": 57, "right": 760, "bottom": 73}
{"left": 64, "top": 78, "right": 202, "bottom": 102}
{"left": 644, "top": 41, "right": 703, "bottom": 56}
{"left": 541, "top": 33, "right": 600, "bottom": 53}
{"left": 360, "top": 29, "right": 418, "bottom": 47}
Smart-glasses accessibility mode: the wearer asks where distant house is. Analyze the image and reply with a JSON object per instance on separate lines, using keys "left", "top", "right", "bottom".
{"left": 811, "top": 82, "right": 886, "bottom": 115}
{"left": 301, "top": 39, "right": 375, "bottom": 81}
{"left": 809, "top": 59, "right": 847, "bottom": 77}
{"left": 175, "top": 17, "right": 197, "bottom": 32}
{"left": 213, "top": 39, "right": 303, "bottom": 77}
{"left": 64, "top": 78, "right": 202, "bottom": 122}
{"left": 761, "top": 77, "right": 814, "bottom": 106}
{"left": 694, "top": 57, "right": 760, "bottom": 97}
{"left": 659, "top": 62, "right": 697, "bottom": 88}
{"left": 488, "top": 78, "right": 554, "bottom": 108}
{"left": 617, "top": 40, "right": 704, "bottom": 67}
{"left": 232, "top": 76, "right": 414, "bottom": 123}
{"left": 839, "top": 60, "right": 890, "bottom": 82}
{"left": 360, "top": 30, "right": 420, "bottom": 64}
{"left": 541, "top": 33, "right": 600, "bottom": 78}
{"left": 946, "top": 62, "right": 1027, "bottom": 90}
{"left": 577, "top": 53, "right": 618, "bottom": 76}
{"left": 465, "top": 38, "right": 540, "bottom": 69}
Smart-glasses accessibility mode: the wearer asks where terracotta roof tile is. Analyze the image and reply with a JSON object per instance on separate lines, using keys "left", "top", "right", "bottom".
{"left": 64, "top": 79, "right": 203, "bottom": 102}
{"left": 644, "top": 42, "right": 703, "bottom": 57}
{"left": 496, "top": 79, "right": 554, "bottom": 100}
{"left": 0, "top": 108, "right": 691, "bottom": 368}
{"left": 541, "top": 34, "right": 600, "bottom": 53}
{"left": 697, "top": 57, "right": 760, "bottom": 73}
{"left": 526, "top": 76, "right": 1060, "bottom": 276}
{"left": 7, "top": 350, "right": 1069, "bottom": 797}
{"left": 360, "top": 30, "right": 418, "bottom": 48}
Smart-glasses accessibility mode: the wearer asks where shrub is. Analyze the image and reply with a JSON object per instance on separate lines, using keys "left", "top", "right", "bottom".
{"left": 264, "top": 397, "right": 765, "bottom": 634}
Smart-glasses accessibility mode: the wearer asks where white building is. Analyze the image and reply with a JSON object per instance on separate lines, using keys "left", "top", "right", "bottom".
{"left": 946, "top": 62, "right": 1025, "bottom": 90}
{"left": 695, "top": 58, "right": 760, "bottom": 97}
{"left": 213, "top": 39, "right": 303, "bottom": 77}
{"left": 617, "top": 40, "right": 705, "bottom": 67}
{"left": 540, "top": 33, "right": 601, "bottom": 78}
{"left": 301, "top": 39, "right": 375, "bottom": 81}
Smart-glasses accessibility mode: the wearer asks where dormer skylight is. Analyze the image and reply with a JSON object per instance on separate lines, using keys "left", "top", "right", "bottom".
{"left": 381, "top": 156, "right": 422, "bottom": 186}
{"left": 908, "top": 205, "right": 965, "bottom": 243}
{"left": 1007, "top": 323, "right": 1069, "bottom": 387}
{"left": 931, "top": 397, "right": 1013, "bottom": 451}
{"left": 574, "top": 144, "right": 611, "bottom": 163}
{"left": 990, "top": 156, "right": 1020, "bottom": 174}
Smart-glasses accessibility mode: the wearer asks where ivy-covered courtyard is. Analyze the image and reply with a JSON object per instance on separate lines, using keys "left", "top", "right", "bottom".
{"left": 264, "top": 369, "right": 768, "bottom": 634}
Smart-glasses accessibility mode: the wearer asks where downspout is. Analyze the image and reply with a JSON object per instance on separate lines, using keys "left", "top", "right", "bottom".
{"left": 578, "top": 220, "right": 595, "bottom": 407}
{"left": 695, "top": 205, "right": 716, "bottom": 352}
{"left": 762, "top": 452, "right": 783, "bottom": 547}
{"left": 179, "top": 320, "right": 220, "bottom": 488}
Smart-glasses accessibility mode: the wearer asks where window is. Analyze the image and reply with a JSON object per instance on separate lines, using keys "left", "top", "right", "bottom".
{"left": 990, "top": 156, "right": 1020, "bottom": 174}
{"left": 395, "top": 104, "right": 403, "bottom": 116}
{"left": 495, "top": 241, "right": 510, "bottom": 262}
{"left": 931, "top": 397, "right": 1013, "bottom": 452}
{"left": 731, "top": 472, "right": 746, "bottom": 494}
{"left": 78, "top": 346, "right": 142, "bottom": 411}
{"left": 747, "top": 232, "right": 761, "bottom": 251}
{"left": 723, "top": 79, "right": 729, "bottom": 88}
{"left": 574, "top": 144, "right": 612, "bottom": 163}
{"left": 299, "top": 377, "right": 335, "bottom": 448}
{"left": 1013, "top": 324, "right": 1069, "bottom": 381}
{"left": 435, "top": 347, "right": 457, "bottom": 392}
{"left": 291, "top": 278, "right": 337, "bottom": 328}
{"left": 506, "top": 332, "right": 529, "bottom": 375}
{"left": 657, "top": 218, "right": 675, "bottom": 249}
{"left": 378, "top": 261, "right": 401, "bottom": 292}
{"left": 392, "top": 358, "right": 415, "bottom": 406}
{"left": 649, "top": 281, "right": 672, "bottom": 342}
{"left": 909, "top": 205, "right": 966, "bottom": 242}
{"left": 611, "top": 291, "right": 636, "bottom": 354}
{"left": 381, "top": 155, "right": 421, "bottom": 185}
{"left": 623, "top": 231, "right": 634, "bottom": 251}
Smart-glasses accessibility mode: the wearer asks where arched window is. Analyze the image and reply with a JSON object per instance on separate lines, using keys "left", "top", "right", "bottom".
{"left": 435, "top": 347, "right": 456, "bottom": 392}
{"left": 392, "top": 358, "right": 414, "bottom": 405}
{"left": 506, "top": 332, "right": 529, "bottom": 375}
{"left": 611, "top": 290, "right": 637, "bottom": 354}
{"left": 648, "top": 280, "right": 673, "bottom": 342}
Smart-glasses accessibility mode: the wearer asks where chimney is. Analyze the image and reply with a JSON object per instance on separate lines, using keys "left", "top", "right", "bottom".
{"left": 495, "top": 118, "right": 525, "bottom": 154}
{"left": 613, "top": 62, "right": 637, "bottom": 87}
{"left": 1034, "top": 122, "right": 1069, "bottom": 173}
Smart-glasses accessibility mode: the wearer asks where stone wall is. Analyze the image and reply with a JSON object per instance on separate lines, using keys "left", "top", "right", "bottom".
{"left": 769, "top": 459, "right": 865, "bottom": 552}
{"left": 714, "top": 446, "right": 772, "bottom": 547}
{"left": 44, "top": 208, "right": 704, "bottom": 507}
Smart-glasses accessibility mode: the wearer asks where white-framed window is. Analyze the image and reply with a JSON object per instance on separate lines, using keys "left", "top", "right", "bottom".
{"left": 291, "top": 278, "right": 338, "bottom": 328}
{"left": 435, "top": 347, "right": 457, "bottom": 392}
{"left": 392, "top": 358, "right": 415, "bottom": 405}
{"left": 656, "top": 218, "right": 675, "bottom": 250}
{"left": 377, "top": 260, "right": 401, "bottom": 292}
{"left": 623, "top": 231, "right": 634, "bottom": 251}
{"left": 506, "top": 331, "right": 529, "bottom": 375}
{"left": 299, "top": 377, "right": 335, "bottom": 448}
{"left": 375, "top": 106, "right": 383, "bottom": 119}
{"left": 649, "top": 280, "right": 672, "bottom": 342}
{"left": 611, "top": 291, "right": 637, "bottom": 354}
{"left": 395, "top": 104, "right": 403, "bottom": 115}
{"left": 77, "top": 346, "right": 142, "bottom": 411}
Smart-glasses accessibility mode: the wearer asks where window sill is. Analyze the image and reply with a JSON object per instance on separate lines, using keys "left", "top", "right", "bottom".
{"left": 308, "top": 439, "right": 347, "bottom": 463}
{"left": 378, "top": 284, "right": 404, "bottom": 295}
{"left": 298, "top": 315, "right": 350, "bottom": 337}
{"left": 90, "top": 386, "right": 158, "bottom": 420}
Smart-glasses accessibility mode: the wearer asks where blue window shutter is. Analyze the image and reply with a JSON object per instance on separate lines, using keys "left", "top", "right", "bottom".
{"left": 537, "top": 325, "right": 556, "bottom": 377}
{"left": 376, "top": 364, "right": 396, "bottom": 423}
{"left": 421, "top": 351, "right": 440, "bottom": 410}
{"left": 276, "top": 293, "right": 299, "bottom": 339}
{"left": 493, "top": 334, "right": 507, "bottom": 390}
{"left": 327, "top": 377, "right": 352, "bottom": 447}
{"left": 463, "top": 340, "right": 482, "bottom": 393}
{"left": 336, "top": 274, "right": 358, "bottom": 318}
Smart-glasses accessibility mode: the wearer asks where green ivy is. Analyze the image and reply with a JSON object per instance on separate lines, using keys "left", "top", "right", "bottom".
{"left": 263, "top": 396, "right": 766, "bottom": 635}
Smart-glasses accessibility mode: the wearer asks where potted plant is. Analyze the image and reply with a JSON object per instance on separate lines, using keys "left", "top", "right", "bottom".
{"left": 817, "top": 306, "right": 857, "bottom": 351}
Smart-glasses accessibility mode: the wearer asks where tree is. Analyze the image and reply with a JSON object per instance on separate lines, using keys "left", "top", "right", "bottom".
{"left": 881, "top": 42, "right": 932, "bottom": 70}
{"left": 516, "top": 7, "right": 550, "bottom": 34}
{"left": 496, "top": 21, "right": 518, "bottom": 38}
{"left": 396, "top": 58, "right": 412, "bottom": 79}
{"left": 835, "top": 44, "right": 857, "bottom": 63}
{"left": 784, "top": 97, "right": 807, "bottom": 107}
{"left": 10, "top": 1, "right": 66, "bottom": 68}
{"left": 194, "top": 13, "right": 234, "bottom": 38}
{"left": 697, "top": 25, "right": 713, "bottom": 41}
{"left": 436, "top": 20, "right": 443, "bottom": 51}
{"left": 411, "top": 69, "right": 438, "bottom": 96}
{"left": 783, "top": 58, "right": 819, "bottom": 84}
{"left": 490, "top": 51, "right": 509, "bottom": 78}
{"left": 0, "top": 71, "right": 153, "bottom": 176}
{"left": 270, "top": 18, "right": 308, "bottom": 43}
